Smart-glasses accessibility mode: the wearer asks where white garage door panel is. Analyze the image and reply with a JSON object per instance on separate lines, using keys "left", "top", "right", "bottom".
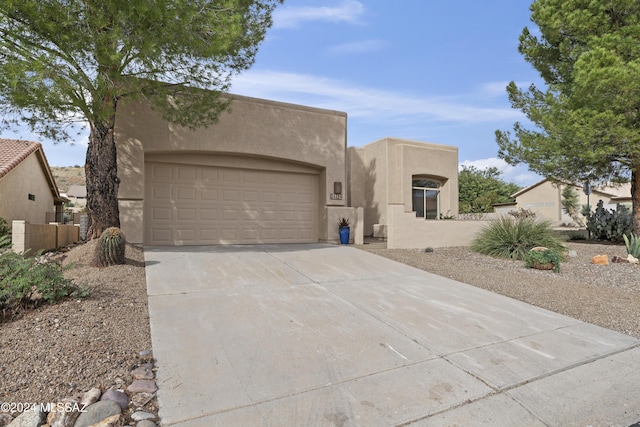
{"left": 145, "top": 163, "right": 319, "bottom": 245}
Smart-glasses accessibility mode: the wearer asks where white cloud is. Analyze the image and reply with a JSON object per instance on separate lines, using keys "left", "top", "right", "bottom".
{"left": 273, "top": 0, "right": 365, "bottom": 29}
{"left": 459, "top": 157, "right": 541, "bottom": 186}
{"left": 327, "top": 39, "right": 388, "bottom": 55}
{"left": 480, "top": 81, "right": 511, "bottom": 97}
{"left": 231, "top": 70, "right": 524, "bottom": 124}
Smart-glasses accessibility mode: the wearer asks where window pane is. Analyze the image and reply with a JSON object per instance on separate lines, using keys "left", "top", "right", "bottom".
{"left": 412, "top": 179, "right": 440, "bottom": 188}
{"left": 412, "top": 189, "right": 424, "bottom": 218}
{"left": 426, "top": 190, "right": 439, "bottom": 219}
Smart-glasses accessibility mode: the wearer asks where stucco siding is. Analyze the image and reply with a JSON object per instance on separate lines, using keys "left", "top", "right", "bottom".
{"left": 349, "top": 138, "right": 458, "bottom": 238}
{"left": 115, "top": 94, "right": 347, "bottom": 203}
{"left": 114, "top": 93, "right": 348, "bottom": 244}
{"left": 0, "top": 153, "right": 54, "bottom": 226}
{"left": 387, "top": 205, "right": 484, "bottom": 249}
{"left": 515, "top": 180, "right": 563, "bottom": 222}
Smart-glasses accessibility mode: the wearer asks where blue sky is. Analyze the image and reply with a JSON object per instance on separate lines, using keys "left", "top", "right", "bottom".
{"left": 2, "top": 0, "right": 544, "bottom": 186}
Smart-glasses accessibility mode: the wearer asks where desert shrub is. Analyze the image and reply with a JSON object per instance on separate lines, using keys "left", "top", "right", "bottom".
{"left": 471, "top": 216, "right": 566, "bottom": 260}
{"left": 623, "top": 233, "right": 640, "bottom": 258}
{"left": 0, "top": 218, "right": 10, "bottom": 248}
{"left": 524, "top": 248, "right": 561, "bottom": 273}
{"left": 561, "top": 186, "right": 584, "bottom": 226}
{"left": 508, "top": 208, "right": 536, "bottom": 219}
{"left": 567, "top": 231, "right": 587, "bottom": 241}
{"left": 585, "top": 200, "right": 632, "bottom": 242}
{"left": 0, "top": 249, "right": 86, "bottom": 320}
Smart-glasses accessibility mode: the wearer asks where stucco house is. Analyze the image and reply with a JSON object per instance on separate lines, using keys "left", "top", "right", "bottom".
{"left": 496, "top": 178, "right": 632, "bottom": 226}
{"left": 348, "top": 138, "right": 459, "bottom": 240}
{"left": 0, "top": 139, "right": 66, "bottom": 228}
{"left": 114, "top": 94, "right": 462, "bottom": 247}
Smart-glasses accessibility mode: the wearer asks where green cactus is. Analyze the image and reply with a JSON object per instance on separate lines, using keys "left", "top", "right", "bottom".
{"left": 585, "top": 200, "right": 632, "bottom": 242}
{"left": 94, "top": 227, "right": 126, "bottom": 267}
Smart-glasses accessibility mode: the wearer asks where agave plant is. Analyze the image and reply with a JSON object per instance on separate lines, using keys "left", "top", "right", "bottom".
{"left": 623, "top": 233, "right": 640, "bottom": 259}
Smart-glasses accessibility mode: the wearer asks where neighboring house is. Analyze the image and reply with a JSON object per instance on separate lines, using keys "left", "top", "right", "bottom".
{"left": 503, "top": 178, "right": 632, "bottom": 226}
{"left": 65, "top": 185, "right": 87, "bottom": 209}
{"left": 67, "top": 185, "right": 87, "bottom": 200}
{"left": 0, "top": 139, "right": 66, "bottom": 227}
{"left": 113, "top": 94, "right": 461, "bottom": 246}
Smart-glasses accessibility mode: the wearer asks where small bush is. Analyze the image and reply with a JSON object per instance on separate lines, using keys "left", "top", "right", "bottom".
{"left": 585, "top": 200, "right": 632, "bottom": 242}
{"left": 0, "top": 218, "right": 10, "bottom": 248}
{"left": 567, "top": 231, "right": 587, "bottom": 241}
{"left": 508, "top": 208, "right": 536, "bottom": 219}
{"left": 471, "top": 216, "right": 566, "bottom": 260}
{"left": 0, "top": 249, "right": 86, "bottom": 320}
{"left": 524, "top": 248, "right": 561, "bottom": 273}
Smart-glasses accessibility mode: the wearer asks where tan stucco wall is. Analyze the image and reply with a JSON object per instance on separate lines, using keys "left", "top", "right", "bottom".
{"left": 0, "top": 153, "right": 55, "bottom": 227}
{"left": 347, "top": 138, "right": 459, "bottom": 237}
{"left": 321, "top": 206, "right": 363, "bottom": 244}
{"left": 387, "top": 205, "right": 485, "bottom": 249}
{"left": 114, "top": 93, "right": 348, "bottom": 244}
{"left": 515, "top": 180, "right": 563, "bottom": 223}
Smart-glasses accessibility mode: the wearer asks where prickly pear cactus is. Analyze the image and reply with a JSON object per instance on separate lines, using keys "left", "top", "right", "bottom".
{"left": 94, "top": 227, "right": 126, "bottom": 267}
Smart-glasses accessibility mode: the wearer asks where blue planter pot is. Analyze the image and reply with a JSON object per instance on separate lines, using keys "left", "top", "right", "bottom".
{"left": 339, "top": 226, "right": 350, "bottom": 244}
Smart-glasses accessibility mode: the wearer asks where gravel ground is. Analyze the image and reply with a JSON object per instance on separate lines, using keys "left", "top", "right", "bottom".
{"left": 1, "top": 239, "right": 639, "bottom": 410}
{"left": 0, "top": 239, "right": 152, "bottom": 406}
{"left": 362, "top": 241, "right": 640, "bottom": 339}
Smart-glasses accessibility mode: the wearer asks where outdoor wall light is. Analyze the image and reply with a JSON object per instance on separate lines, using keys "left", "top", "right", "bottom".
{"left": 334, "top": 182, "right": 342, "bottom": 194}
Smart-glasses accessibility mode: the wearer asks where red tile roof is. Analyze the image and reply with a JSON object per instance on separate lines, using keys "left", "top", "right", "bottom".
{"left": 0, "top": 138, "right": 42, "bottom": 180}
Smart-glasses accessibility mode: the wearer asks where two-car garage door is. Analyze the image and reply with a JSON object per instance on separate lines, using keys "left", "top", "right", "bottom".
{"left": 145, "top": 162, "right": 319, "bottom": 245}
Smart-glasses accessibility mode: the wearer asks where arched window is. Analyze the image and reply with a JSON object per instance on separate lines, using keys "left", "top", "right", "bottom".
{"left": 412, "top": 179, "right": 440, "bottom": 219}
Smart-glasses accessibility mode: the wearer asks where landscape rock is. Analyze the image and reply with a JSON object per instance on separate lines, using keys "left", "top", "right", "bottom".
{"left": 0, "top": 414, "right": 13, "bottom": 427}
{"left": 139, "top": 349, "right": 152, "bottom": 361}
{"left": 567, "top": 250, "right": 578, "bottom": 257}
{"left": 531, "top": 246, "right": 548, "bottom": 252}
{"left": 6, "top": 408, "right": 45, "bottom": 427}
{"left": 591, "top": 254, "right": 609, "bottom": 265}
{"left": 130, "top": 366, "right": 154, "bottom": 380}
{"left": 80, "top": 387, "right": 102, "bottom": 407}
{"left": 83, "top": 414, "right": 121, "bottom": 427}
{"left": 100, "top": 389, "right": 129, "bottom": 409}
{"left": 131, "top": 411, "right": 155, "bottom": 422}
{"left": 131, "top": 393, "right": 154, "bottom": 408}
{"left": 612, "top": 255, "right": 630, "bottom": 263}
{"left": 46, "top": 398, "right": 81, "bottom": 427}
{"left": 73, "top": 400, "right": 121, "bottom": 427}
{"left": 135, "top": 421, "right": 156, "bottom": 427}
{"left": 126, "top": 380, "right": 157, "bottom": 394}
{"left": 628, "top": 254, "right": 639, "bottom": 264}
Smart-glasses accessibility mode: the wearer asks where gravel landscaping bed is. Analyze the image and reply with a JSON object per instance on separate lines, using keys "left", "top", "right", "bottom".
{"left": 362, "top": 241, "right": 640, "bottom": 339}
{"left": 0, "top": 240, "right": 152, "bottom": 410}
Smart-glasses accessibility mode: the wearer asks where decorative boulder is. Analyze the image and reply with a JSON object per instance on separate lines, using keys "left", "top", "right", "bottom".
{"left": 612, "top": 255, "right": 630, "bottom": 264}
{"left": 591, "top": 255, "right": 609, "bottom": 265}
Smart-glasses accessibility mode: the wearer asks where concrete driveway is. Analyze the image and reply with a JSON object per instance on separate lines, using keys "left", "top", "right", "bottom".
{"left": 144, "top": 244, "right": 640, "bottom": 426}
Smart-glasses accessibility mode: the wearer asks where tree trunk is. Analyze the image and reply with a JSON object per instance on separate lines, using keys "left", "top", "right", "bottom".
{"left": 633, "top": 164, "right": 640, "bottom": 235}
{"left": 85, "top": 123, "right": 120, "bottom": 239}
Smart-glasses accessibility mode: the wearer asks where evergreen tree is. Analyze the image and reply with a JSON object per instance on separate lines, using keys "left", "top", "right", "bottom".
{"left": 496, "top": 0, "right": 640, "bottom": 232}
{"left": 0, "top": 0, "right": 282, "bottom": 238}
